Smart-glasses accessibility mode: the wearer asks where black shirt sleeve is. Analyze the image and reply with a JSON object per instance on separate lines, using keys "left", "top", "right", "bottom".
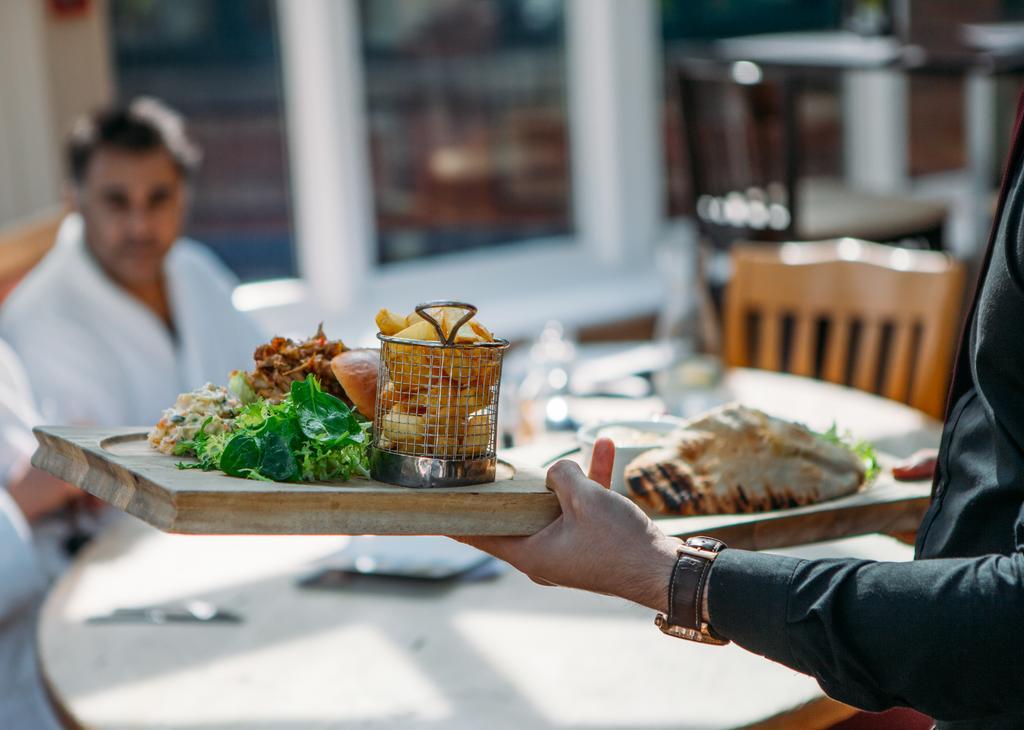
{"left": 707, "top": 548, "right": 1024, "bottom": 722}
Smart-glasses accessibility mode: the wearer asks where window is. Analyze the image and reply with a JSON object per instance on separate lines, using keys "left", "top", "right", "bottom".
{"left": 358, "top": 0, "right": 571, "bottom": 264}
{"left": 110, "top": 0, "right": 295, "bottom": 282}
{"left": 272, "top": 0, "right": 666, "bottom": 335}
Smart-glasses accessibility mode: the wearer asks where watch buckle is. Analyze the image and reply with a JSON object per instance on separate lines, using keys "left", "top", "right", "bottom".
{"left": 655, "top": 613, "right": 729, "bottom": 646}
{"left": 676, "top": 543, "right": 722, "bottom": 561}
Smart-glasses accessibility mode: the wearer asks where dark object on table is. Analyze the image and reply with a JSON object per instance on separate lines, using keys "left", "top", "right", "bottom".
{"left": 62, "top": 501, "right": 93, "bottom": 557}
{"left": 297, "top": 536, "right": 502, "bottom": 586}
{"left": 87, "top": 600, "right": 242, "bottom": 625}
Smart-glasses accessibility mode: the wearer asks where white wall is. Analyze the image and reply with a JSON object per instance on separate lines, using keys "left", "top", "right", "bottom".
{"left": 0, "top": 1, "right": 60, "bottom": 225}
{"left": 42, "top": 0, "right": 115, "bottom": 167}
{"left": 0, "top": 0, "right": 113, "bottom": 228}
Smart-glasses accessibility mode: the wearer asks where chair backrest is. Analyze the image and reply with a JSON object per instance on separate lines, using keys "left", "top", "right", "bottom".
{"left": 723, "top": 239, "right": 966, "bottom": 418}
{"left": 677, "top": 59, "right": 801, "bottom": 248}
{"left": 0, "top": 207, "right": 63, "bottom": 301}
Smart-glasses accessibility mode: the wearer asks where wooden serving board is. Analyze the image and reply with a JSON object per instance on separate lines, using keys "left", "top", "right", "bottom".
{"left": 32, "top": 427, "right": 557, "bottom": 536}
{"left": 32, "top": 426, "right": 933, "bottom": 543}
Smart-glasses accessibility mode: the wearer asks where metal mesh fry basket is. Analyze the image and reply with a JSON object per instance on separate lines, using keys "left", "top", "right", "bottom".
{"left": 370, "top": 301, "right": 510, "bottom": 488}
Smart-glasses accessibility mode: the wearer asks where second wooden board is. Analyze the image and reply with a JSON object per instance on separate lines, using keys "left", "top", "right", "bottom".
{"left": 33, "top": 424, "right": 932, "bottom": 544}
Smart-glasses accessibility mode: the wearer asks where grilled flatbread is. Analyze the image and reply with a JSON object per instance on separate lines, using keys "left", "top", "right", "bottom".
{"left": 624, "top": 404, "right": 866, "bottom": 515}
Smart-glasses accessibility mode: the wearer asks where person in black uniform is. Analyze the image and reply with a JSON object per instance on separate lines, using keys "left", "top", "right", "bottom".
{"left": 460, "top": 95, "right": 1024, "bottom": 730}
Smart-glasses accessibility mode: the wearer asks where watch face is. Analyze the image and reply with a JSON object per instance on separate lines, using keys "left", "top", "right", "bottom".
{"left": 686, "top": 536, "right": 725, "bottom": 553}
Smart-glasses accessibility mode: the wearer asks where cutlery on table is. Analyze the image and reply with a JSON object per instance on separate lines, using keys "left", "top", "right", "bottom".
{"left": 86, "top": 600, "right": 243, "bottom": 625}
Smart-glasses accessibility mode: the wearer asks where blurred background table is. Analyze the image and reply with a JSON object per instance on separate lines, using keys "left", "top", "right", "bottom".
{"left": 671, "top": 25, "right": 1024, "bottom": 263}
{"left": 39, "top": 368, "right": 941, "bottom": 730}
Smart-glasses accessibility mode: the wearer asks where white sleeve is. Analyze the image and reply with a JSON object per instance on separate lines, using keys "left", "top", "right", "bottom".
{"left": 0, "top": 488, "right": 44, "bottom": 619}
{"left": 0, "top": 343, "right": 47, "bottom": 617}
{"left": 0, "top": 340, "right": 42, "bottom": 478}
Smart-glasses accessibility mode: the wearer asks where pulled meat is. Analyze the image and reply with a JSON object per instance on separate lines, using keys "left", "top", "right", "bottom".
{"left": 245, "top": 324, "right": 350, "bottom": 403}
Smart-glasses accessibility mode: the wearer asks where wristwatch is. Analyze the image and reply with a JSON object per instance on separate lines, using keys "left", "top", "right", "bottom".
{"left": 654, "top": 536, "right": 729, "bottom": 645}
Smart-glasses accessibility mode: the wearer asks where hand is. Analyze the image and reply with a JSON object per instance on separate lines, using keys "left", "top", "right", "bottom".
{"left": 6, "top": 461, "right": 88, "bottom": 523}
{"left": 457, "top": 438, "right": 679, "bottom": 612}
{"left": 892, "top": 448, "right": 938, "bottom": 481}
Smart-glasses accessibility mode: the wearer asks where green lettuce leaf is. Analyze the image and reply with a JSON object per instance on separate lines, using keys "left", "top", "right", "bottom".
{"left": 816, "top": 422, "right": 880, "bottom": 482}
{"left": 176, "top": 375, "right": 370, "bottom": 483}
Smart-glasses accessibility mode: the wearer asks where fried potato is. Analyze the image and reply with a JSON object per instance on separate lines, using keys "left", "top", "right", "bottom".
{"left": 417, "top": 383, "right": 491, "bottom": 426}
{"left": 375, "top": 304, "right": 501, "bottom": 459}
{"left": 378, "top": 380, "right": 422, "bottom": 410}
{"left": 437, "top": 308, "right": 470, "bottom": 338}
{"left": 459, "top": 414, "right": 495, "bottom": 457}
{"left": 426, "top": 428, "right": 461, "bottom": 456}
{"left": 469, "top": 320, "right": 493, "bottom": 342}
{"left": 446, "top": 348, "right": 498, "bottom": 387}
{"left": 389, "top": 321, "right": 443, "bottom": 378}
{"left": 399, "top": 307, "right": 455, "bottom": 329}
{"left": 452, "top": 324, "right": 485, "bottom": 344}
{"left": 394, "top": 307, "right": 494, "bottom": 343}
{"left": 394, "top": 320, "right": 440, "bottom": 342}
{"left": 378, "top": 381, "right": 398, "bottom": 411}
{"left": 375, "top": 308, "right": 407, "bottom": 336}
{"left": 380, "top": 409, "right": 426, "bottom": 450}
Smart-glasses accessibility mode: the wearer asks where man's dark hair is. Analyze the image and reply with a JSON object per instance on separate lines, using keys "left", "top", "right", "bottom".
{"left": 67, "top": 97, "right": 202, "bottom": 184}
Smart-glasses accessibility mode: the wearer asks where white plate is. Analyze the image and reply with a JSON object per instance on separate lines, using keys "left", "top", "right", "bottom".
{"left": 576, "top": 417, "right": 686, "bottom": 495}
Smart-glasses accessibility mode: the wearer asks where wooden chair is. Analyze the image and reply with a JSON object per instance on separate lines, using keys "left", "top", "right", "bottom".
{"left": 0, "top": 207, "right": 63, "bottom": 301}
{"left": 723, "top": 239, "right": 966, "bottom": 419}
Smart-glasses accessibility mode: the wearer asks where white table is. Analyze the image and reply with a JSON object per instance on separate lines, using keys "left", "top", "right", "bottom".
{"left": 39, "top": 369, "right": 940, "bottom": 729}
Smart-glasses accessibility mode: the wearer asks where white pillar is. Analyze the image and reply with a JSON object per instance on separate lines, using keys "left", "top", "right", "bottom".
{"left": 0, "top": 1, "right": 60, "bottom": 225}
{"left": 276, "top": 0, "right": 374, "bottom": 311}
{"left": 841, "top": 69, "right": 908, "bottom": 192}
{"left": 567, "top": 0, "right": 664, "bottom": 267}
{"left": 965, "top": 71, "right": 997, "bottom": 259}
{"left": 41, "top": 0, "right": 115, "bottom": 162}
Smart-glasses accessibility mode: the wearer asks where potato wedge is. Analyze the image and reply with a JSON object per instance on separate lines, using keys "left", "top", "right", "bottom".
{"left": 459, "top": 414, "right": 495, "bottom": 457}
{"left": 438, "top": 308, "right": 469, "bottom": 338}
{"left": 452, "top": 324, "right": 485, "bottom": 344}
{"left": 446, "top": 348, "right": 498, "bottom": 387}
{"left": 375, "top": 308, "right": 407, "bottom": 336}
{"left": 375, "top": 304, "right": 501, "bottom": 458}
{"left": 378, "top": 382, "right": 399, "bottom": 411}
{"left": 380, "top": 409, "right": 427, "bottom": 450}
{"left": 468, "top": 319, "right": 494, "bottom": 342}
{"left": 420, "top": 383, "right": 492, "bottom": 425}
{"left": 388, "top": 324, "right": 440, "bottom": 378}
{"left": 393, "top": 320, "right": 440, "bottom": 342}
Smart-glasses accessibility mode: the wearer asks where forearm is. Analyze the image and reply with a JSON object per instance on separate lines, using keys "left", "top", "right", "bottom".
{"left": 6, "top": 463, "right": 78, "bottom": 523}
{"left": 706, "top": 549, "right": 1024, "bottom": 722}
{"left": 7, "top": 463, "right": 52, "bottom": 523}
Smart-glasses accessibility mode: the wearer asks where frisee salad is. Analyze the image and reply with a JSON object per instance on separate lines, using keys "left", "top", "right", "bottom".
{"left": 176, "top": 375, "right": 371, "bottom": 482}
{"left": 816, "top": 422, "right": 880, "bottom": 482}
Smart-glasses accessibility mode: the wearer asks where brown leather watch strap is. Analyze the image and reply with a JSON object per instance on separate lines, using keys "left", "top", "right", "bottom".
{"left": 656, "top": 536, "right": 728, "bottom": 645}
{"left": 667, "top": 553, "right": 713, "bottom": 631}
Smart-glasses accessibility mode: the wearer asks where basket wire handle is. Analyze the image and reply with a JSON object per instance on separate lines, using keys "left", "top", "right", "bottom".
{"left": 415, "top": 301, "right": 477, "bottom": 346}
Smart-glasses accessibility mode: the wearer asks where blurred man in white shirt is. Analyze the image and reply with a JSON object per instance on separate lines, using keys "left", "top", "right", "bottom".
{"left": 0, "top": 339, "right": 80, "bottom": 729}
{"left": 0, "top": 98, "right": 265, "bottom": 426}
